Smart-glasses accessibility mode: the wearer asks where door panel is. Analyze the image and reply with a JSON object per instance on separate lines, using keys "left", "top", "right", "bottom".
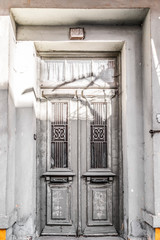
{"left": 41, "top": 99, "right": 78, "bottom": 236}
{"left": 47, "top": 184, "right": 72, "bottom": 225}
{"left": 88, "top": 184, "right": 112, "bottom": 225}
{"left": 80, "top": 91, "right": 118, "bottom": 236}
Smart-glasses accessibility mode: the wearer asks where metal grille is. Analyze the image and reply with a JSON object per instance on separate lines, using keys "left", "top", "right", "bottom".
{"left": 51, "top": 103, "right": 68, "bottom": 168}
{"left": 90, "top": 103, "right": 107, "bottom": 168}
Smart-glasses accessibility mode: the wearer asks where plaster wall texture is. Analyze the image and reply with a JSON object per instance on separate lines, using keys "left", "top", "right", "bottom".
{"left": 0, "top": 16, "right": 17, "bottom": 231}
{"left": 0, "top": 0, "right": 159, "bottom": 14}
{"left": 11, "top": 41, "right": 37, "bottom": 108}
{"left": 150, "top": 10, "right": 160, "bottom": 216}
{"left": 0, "top": 16, "right": 9, "bottom": 89}
{"left": 0, "top": 3, "right": 160, "bottom": 240}
{"left": 14, "top": 107, "right": 37, "bottom": 239}
{"left": 0, "top": 90, "right": 8, "bottom": 216}
{"left": 140, "top": 8, "right": 160, "bottom": 236}
{"left": 7, "top": 14, "right": 16, "bottom": 217}
{"left": 0, "top": 18, "right": 145, "bottom": 239}
{"left": 0, "top": 15, "right": 38, "bottom": 238}
{"left": 121, "top": 45, "right": 128, "bottom": 238}
{"left": 12, "top": 40, "right": 37, "bottom": 240}
{"left": 141, "top": 12, "right": 155, "bottom": 239}
{"left": 7, "top": 92, "right": 16, "bottom": 217}
{"left": 142, "top": 10, "right": 153, "bottom": 214}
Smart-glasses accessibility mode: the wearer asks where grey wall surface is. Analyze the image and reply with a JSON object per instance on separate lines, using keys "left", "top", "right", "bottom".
{"left": 150, "top": 9, "right": 160, "bottom": 216}
{"left": 4, "top": 23, "right": 146, "bottom": 240}
{"left": 14, "top": 107, "right": 36, "bottom": 239}
{"left": 0, "top": 17, "right": 17, "bottom": 240}
{"left": 0, "top": 90, "right": 8, "bottom": 216}
{"left": 0, "top": 4, "right": 160, "bottom": 240}
{"left": 142, "top": 10, "right": 153, "bottom": 214}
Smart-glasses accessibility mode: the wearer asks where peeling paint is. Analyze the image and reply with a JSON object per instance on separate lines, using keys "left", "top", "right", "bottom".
{"left": 130, "top": 219, "right": 146, "bottom": 238}
{"left": 12, "top": 216, "right": 35, "bottom": 240}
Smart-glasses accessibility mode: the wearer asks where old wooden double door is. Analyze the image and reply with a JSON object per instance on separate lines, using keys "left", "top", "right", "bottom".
{"left": 39, "top": 58, "right": 120, "bottom": 237}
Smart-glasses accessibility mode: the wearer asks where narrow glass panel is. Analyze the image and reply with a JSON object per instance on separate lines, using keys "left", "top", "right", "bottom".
{"left": 51, "top": 103, "right": 68, "bottom": 168}
{"left": 90, "top": 103, "right": 107, "bottom": 168}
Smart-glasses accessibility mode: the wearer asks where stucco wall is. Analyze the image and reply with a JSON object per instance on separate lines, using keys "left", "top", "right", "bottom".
{"left": 0, "top": 0, "right": 159, "bottom": 14}
{"left": 0, "top": 2, "right": 160, "bottom": 240}
{"left": 14, "top": 107, "right": 36, "bottom": 240}
{"left": 0, "top": 16, "right": 17, "bottom": 240}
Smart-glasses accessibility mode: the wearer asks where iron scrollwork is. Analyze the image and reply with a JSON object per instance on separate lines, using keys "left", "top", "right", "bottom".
{"left": 52, "top": 125, "right": 67, "bottom": 141}
{"left": 91, "top": 126, "right": 106, "bottom": 142}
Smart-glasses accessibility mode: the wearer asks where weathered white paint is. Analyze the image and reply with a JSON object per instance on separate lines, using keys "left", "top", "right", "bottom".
{"left": 0, "top": 17, "right": 9, "bottom": 89}
{"left": 151, "top": 9, "right": 160, "bottom": 216}
{"left": 0, "top": 16, "right": 17, "bottom": 239}
{"left": 14, "top": 107, "right": 36, "bottom": 239}
{"left": 11, "top": 8, "right": 148, "bottom": 26}
{"left": 10, "top": 41, "right": 38, "bottom": 108}
{"left": 0, "top": 4, "right": 160, "bottom": 240}
{"left": 0, "top": 90, "right": 8, "bottom": 216}
{"left": 35, "top": 40, "right": 123, "bottom": 53}
{"left": 142, "top": 10, "right": 154, "bottom": 214}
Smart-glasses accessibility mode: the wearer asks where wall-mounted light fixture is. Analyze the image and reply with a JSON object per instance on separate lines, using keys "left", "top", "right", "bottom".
{"left": 69, "top": 28, "right": 85, "bottom": 40}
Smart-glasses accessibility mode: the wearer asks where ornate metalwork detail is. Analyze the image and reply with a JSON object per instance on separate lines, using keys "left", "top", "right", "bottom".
{"left": 91, "top": 126, "right": 106, "bottom": 142}
{"left": 51, "top": 102, "right": 68, "bottom": 168}
{"left": 52, "top": 125, "right": 67, "bottom": 141}
{"left": 90, "top": 102, "right": 107, "bottom": 168}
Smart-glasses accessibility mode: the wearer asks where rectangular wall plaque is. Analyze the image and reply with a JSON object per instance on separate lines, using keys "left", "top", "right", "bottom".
{"left": 69, "top": 28, "right": 85, "bottom": 40}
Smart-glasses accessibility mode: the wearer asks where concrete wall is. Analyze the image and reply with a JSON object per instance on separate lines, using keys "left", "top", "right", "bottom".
{"left": 0, "top": 3, "right": 160, "bottom": 240}
{"left": 150, "top": 8, "right": 160, "bottom": 217}
{"left": 0, "top": 19, "right": 145, "bottom": 240}
{"left": 12, "top": 42, "right": 38, "bottom": 239}
{"left": 142, "top": 9, "right": 160, "bottom": 240}
{"left": 0, "top": 0, "right": 159, "bottom": 14}
{"left": 0, "top": 16, "right": 38, "bottom": 240}
{"left": 14, "top": 107, "right": 36, "bottom": 240}
{"left": 142, "top": 10, "right": 153, "bottom": 214}
{"left": 0, "top": 16, "right": 17, "bottom": 240}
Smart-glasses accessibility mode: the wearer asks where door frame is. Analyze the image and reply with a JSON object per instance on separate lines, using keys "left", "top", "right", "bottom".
{"left": 36, "top": 51, "right": 123, "bottom": 237}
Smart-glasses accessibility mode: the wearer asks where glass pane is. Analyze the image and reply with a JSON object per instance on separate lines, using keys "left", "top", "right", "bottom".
{"left": 51, "top": 103, "right": 68, "bottom": 168}
{"left": 90, "top": 103, "right": 107, "bottom": 168}
{"left": 92, "top": 60, "right": 115, "bottom": 83}
{"left": 41, "top": 59, "right": 115, "bottom": 83}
